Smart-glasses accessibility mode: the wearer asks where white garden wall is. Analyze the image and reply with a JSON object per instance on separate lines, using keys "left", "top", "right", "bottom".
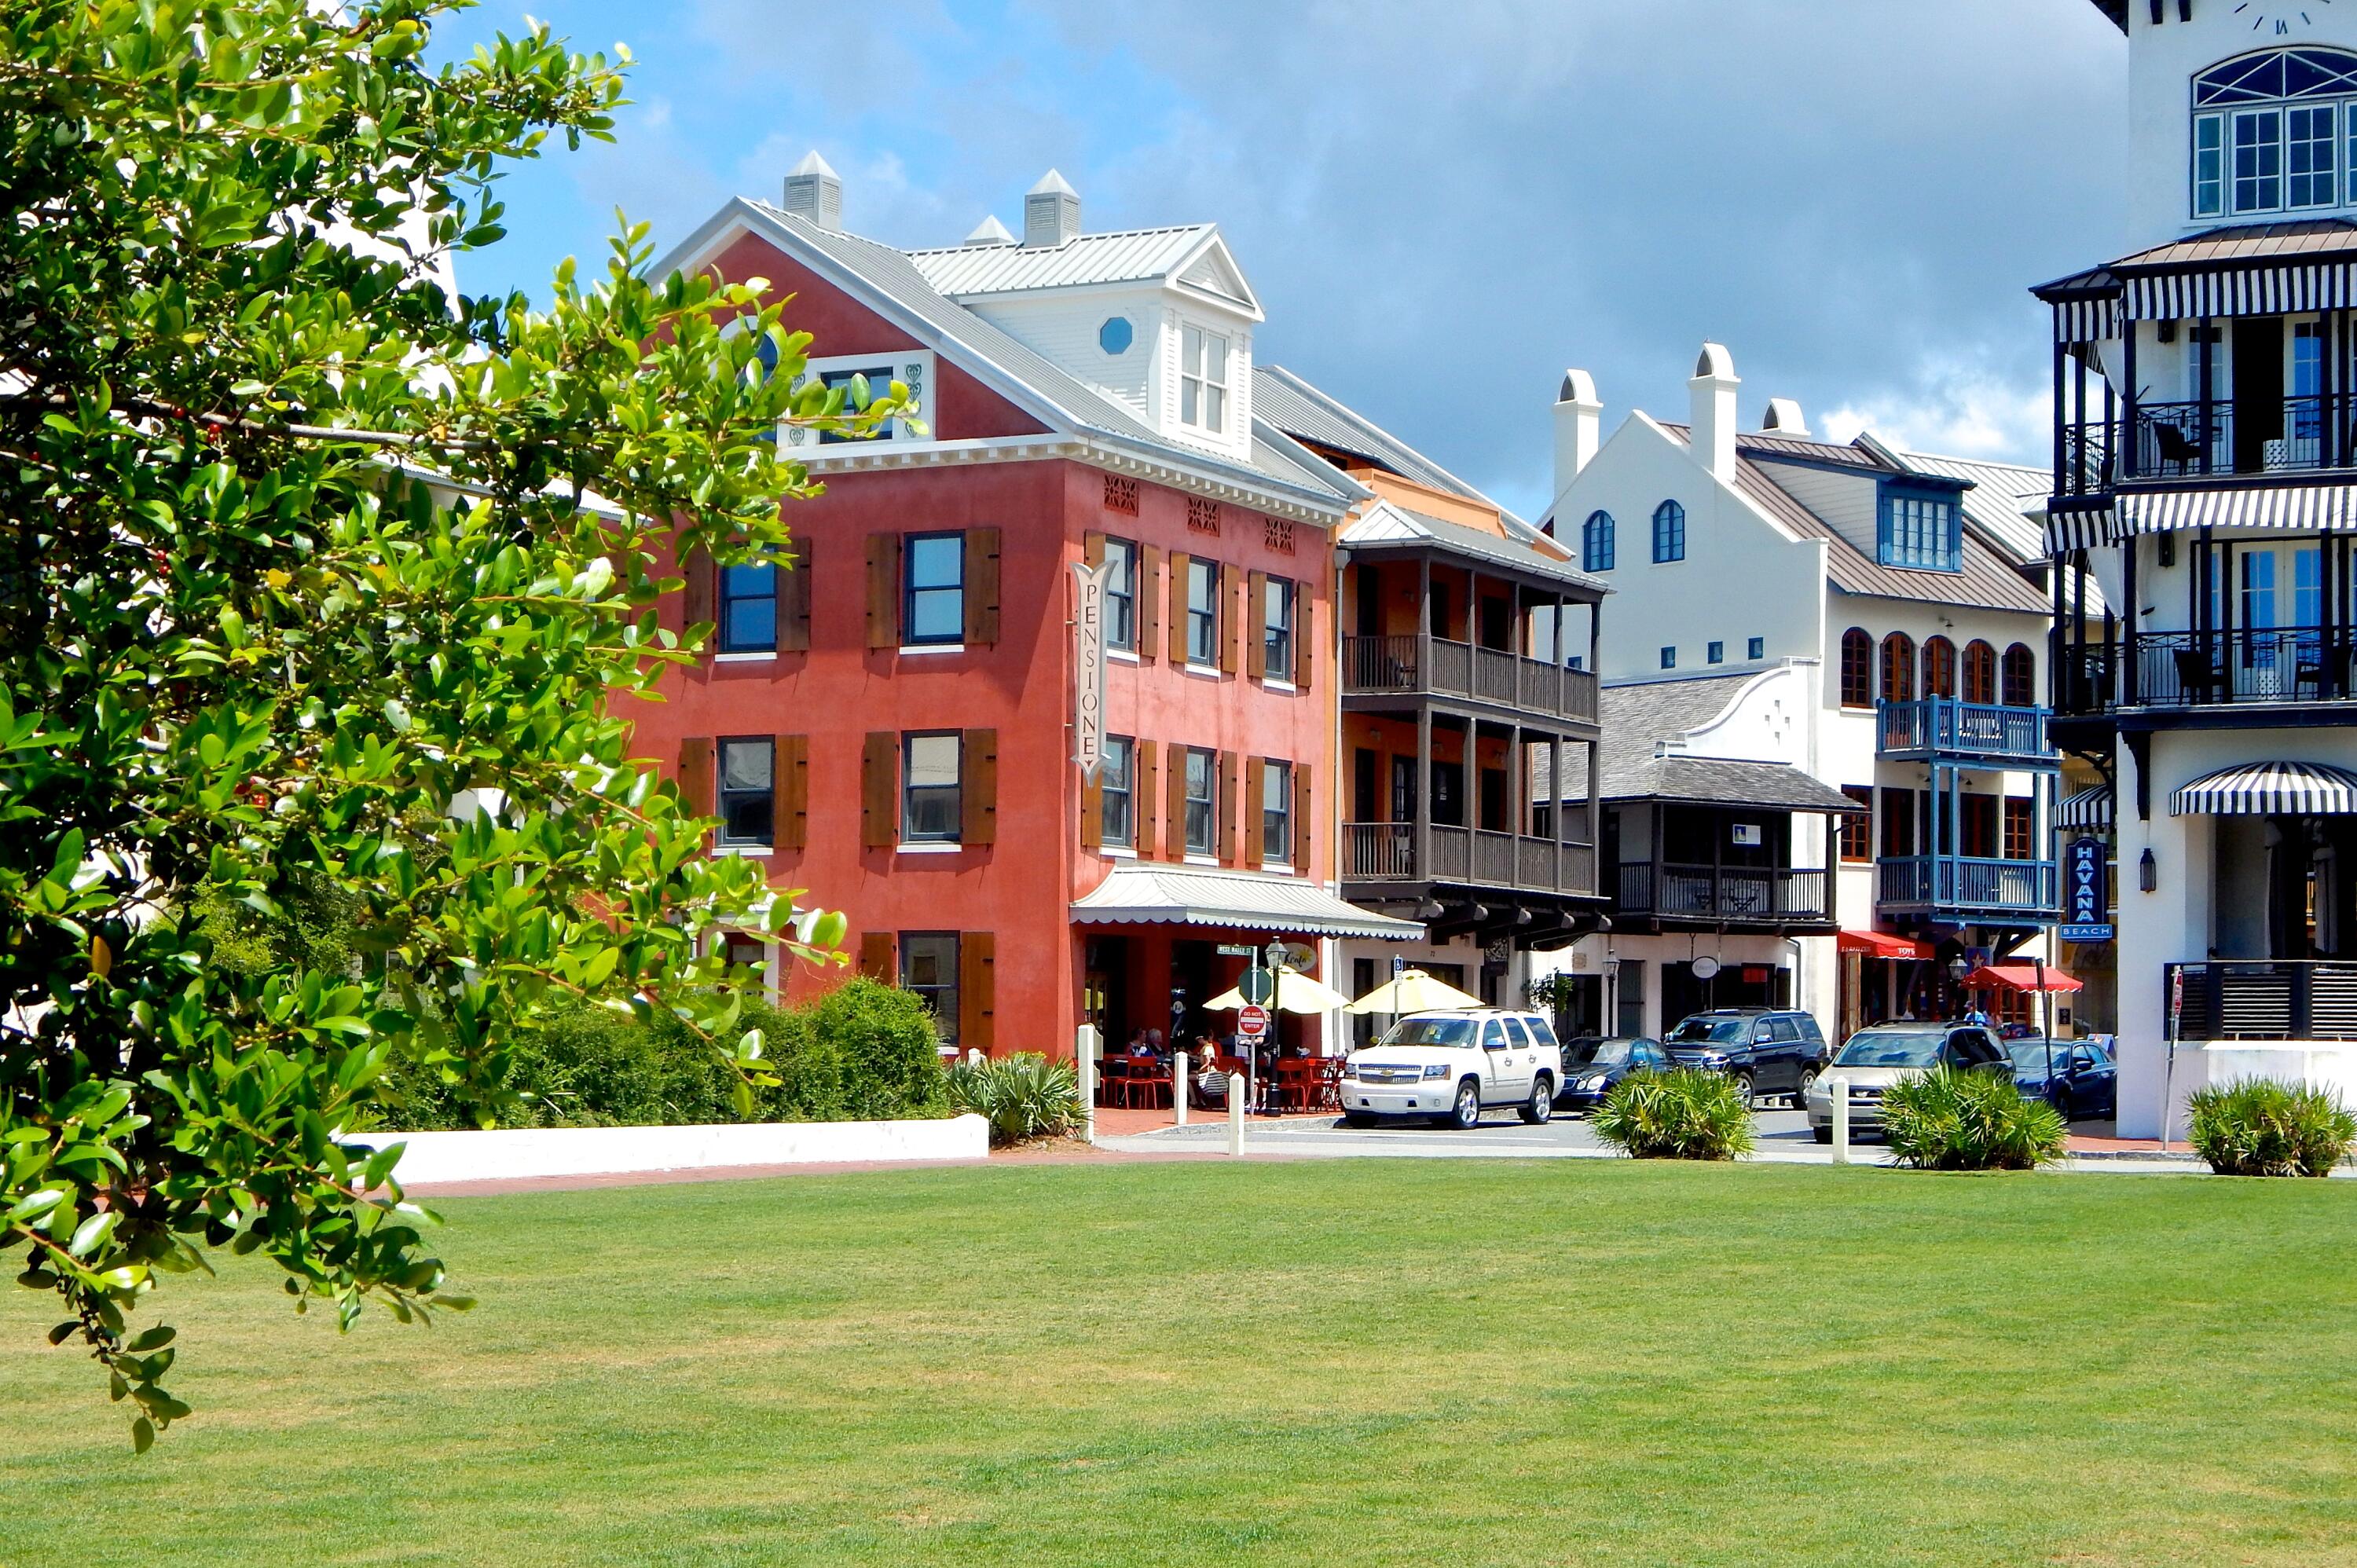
{"left": 376, "top": 1114, "right": 990, "bottom": 1186}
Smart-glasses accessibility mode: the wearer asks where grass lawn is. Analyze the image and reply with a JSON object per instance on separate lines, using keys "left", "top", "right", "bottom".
{"left": 6, "top": 1159, "right": 2357, "bottom": 1566}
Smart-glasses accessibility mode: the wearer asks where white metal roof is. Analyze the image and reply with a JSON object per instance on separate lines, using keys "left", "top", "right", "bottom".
{"left": 907, "top": 223, "right": 1255, "bottom": 309}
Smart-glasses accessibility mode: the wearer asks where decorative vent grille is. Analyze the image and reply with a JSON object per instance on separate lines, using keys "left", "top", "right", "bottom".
{"left": 1263, "top": 515, "right": 1295, "bottom": 555}
{"left": 1186, "top": 496, "right": 1222, "bottom": 536}
{"left": 1103, "top": 474, "right": 1140, "bottom": 515}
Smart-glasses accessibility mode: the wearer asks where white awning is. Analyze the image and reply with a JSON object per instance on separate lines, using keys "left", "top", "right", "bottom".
{"left": 1071, "top": 863, "right": 1424, "bottom": 940}
{"left": 2046, "top": 485, "right": 2357, "bottom": 553}
{"left": 2058, "top": 784, "right": 2113, "bottom": 830}
{"left": 2171, "top": 760, "right": 2357, "bottom": 816}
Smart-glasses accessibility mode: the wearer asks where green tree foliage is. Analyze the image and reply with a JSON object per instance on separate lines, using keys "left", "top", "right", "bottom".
{"left": 0, "top": 0, "right": 907, "bottom": 1442}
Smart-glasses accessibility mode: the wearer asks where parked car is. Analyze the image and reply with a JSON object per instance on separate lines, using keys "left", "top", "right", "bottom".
{"left": 2006, "top": 1035, "right": 2117, "bottom": 1121}
{"left": 1554, "top": 1036, "right": 1673, "bottom": 1111}
{"left": 1338, "top": 1010, "right": 1564, "bottom": 1130}
{"left": 1661, "top": 1008, "right": 1829, "bottom": 1108}
{"left": 1802, "top": 1022, "right": 2010, "bottom": 1141}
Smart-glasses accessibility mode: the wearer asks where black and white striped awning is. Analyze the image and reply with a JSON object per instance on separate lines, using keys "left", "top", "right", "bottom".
{"left": 2051, "top": 295, "right": 2122, "bottom": 343}
{"left": 2044, "top": 485, "right": 2357, "bottom": 553}
{"left": 2058, "top": 784, "right": 2113, "bottom": 830}
{"left": 2124, "top": 261, "right": 2357, "bottom": 322}
{"left": 2172, "top": 760, "right": 2357, "bottom": 816}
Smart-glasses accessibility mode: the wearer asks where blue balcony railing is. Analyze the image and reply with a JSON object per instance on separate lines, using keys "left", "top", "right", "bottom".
{"left": 1877, "top": 698, "right": 2054, "bottom": 765}
{"left": 1878, "top": 855, "right": 2058, "bottom": 918}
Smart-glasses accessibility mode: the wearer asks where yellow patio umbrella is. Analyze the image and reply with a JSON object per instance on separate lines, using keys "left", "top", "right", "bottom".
{"left": 1343, "top": 968, "right": 1484, "bottom": 1016}
{"left": 1204, "top": 968, "right": 1351, "bottom": 1015}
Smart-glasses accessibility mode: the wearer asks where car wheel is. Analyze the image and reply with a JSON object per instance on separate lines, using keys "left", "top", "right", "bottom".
{"left": 1793, "top": 1067, "right": 1819, "bottom": 1108}
{"left": 2051, "top": 1086, "right": 2074, "bottom": 1123}
{"left": 1519, "top": 1077, "right": 1554, "bottom": 1125}
{"left": 1448, "top": 1079, "right": 1482, "bottom": 1130}
{"left": 1731, "top": 1071, "right": 1756, "bottom": 1111}
{"left": 1813, "top": 1126, "right": 1834, "bottom": 1145}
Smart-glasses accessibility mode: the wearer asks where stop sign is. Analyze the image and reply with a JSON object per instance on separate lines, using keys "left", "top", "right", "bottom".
{"left": 1237, "top": 1003, "right": 1271, "bottom": 1040}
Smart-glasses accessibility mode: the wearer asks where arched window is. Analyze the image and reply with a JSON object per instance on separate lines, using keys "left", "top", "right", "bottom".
{"left": 1582, "top": 511, "right": 1615, "bottom": 573}
{"left": 1923, "top": 636, "right": 1957, "bottom": 699}
{"left": 1651, "top": 500, "right": 1685, "bottom": 564}
{"left": 1880, "top": 632, "right": 1915, "bottom": 705}
{"left": 1839, "top": 628, "right": 1874, "bottom": 709}
{"left": 2002, "top": 643, "right": 2036, "bottom": 709}
{"left": 2191, "top": 49, "right": 2357, "bottom": 218}
{"left": 1963, "top": 640, "right": 1996, "bottom": 705}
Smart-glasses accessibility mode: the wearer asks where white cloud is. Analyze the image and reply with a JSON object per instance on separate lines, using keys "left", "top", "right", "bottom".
{"left": 1820, "top": 359, "right": 2053, "bottom": 464}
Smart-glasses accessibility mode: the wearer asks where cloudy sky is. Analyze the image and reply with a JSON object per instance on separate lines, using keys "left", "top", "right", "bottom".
{"left": 434, "top": 0, "right": 2129, "bottom": 518}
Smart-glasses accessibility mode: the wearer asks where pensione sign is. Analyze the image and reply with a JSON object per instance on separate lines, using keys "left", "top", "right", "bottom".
{"left": 2059, "top": 835, "right": 2112, "bottom": 943}
{"left": 1070, "top": 558, "right": 1113, "bottom": 781}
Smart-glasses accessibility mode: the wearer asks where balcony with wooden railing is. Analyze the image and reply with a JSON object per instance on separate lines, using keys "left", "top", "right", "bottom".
{"left": 1342, "top": 821, "right": 1596, "bottom": 898}
{"left": 1876, "top": 697, "right": 2055, "bottom": 766}
{"left": 1342, "top": 633, "right": 1600, "bottom": 725}
{"left": 1878, "top": 855, "right": 2058, "bottom": 921}
{"left": 1614, "top": 862, "right": 1831, "bottom": 925}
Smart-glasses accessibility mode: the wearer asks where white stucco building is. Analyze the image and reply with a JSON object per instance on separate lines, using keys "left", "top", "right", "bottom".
{"left": 1530, "top": 344, "right": 2068, "bottom": 1045}
{"left": 2036, "top": 1, "right": 2357, "bottom": 1135}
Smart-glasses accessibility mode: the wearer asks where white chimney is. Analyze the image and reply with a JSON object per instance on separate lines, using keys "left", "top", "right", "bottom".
{"left": 781, "top": 150, "right": 842, "bottom": 232}
{"left": 1553, "top": 369, "right": 1602, "bottom": 496}
{"left": 1761, "top": 397, "right": 1809, "bottom": 438}
{"left": 1023, "top": 169, "right": 1080, "bottom": 248}
{"left": 962, "top": 214, "right": 1017, "bottom": 247}
{"left": 1689, "top": 342, "right": 1739, "bottom": 482}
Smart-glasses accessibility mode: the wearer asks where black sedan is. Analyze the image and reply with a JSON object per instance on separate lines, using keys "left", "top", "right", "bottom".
{"left": 1554, "top": 1036, "right": 1673, "bottom": 1111}
{"left": 2006, "top": 1036, "right": 2117, "bottom": 1121}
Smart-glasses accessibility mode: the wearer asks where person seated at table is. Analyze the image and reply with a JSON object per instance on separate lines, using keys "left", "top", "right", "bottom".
{"left": 1125, "top": 1029, "right": 1159, "bottom": 1061}
{"left": 1188, "top": 1043, "right": 1228, "bottom": 1108}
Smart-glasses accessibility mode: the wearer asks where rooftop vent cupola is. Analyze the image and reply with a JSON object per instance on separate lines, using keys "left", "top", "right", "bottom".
{"left": 1761, "top": 397, "right": 1809, "bottom": 438}
{"left": 963, "top": 214, "right": 1017, "bottom": 247}
{"left": 782, "top": 150, "right": 843, "bottom": 231}
{"left": 1689, "top": 342, "right": 1740, "bottom": 483}
{"left": 1553, "top": 368, "right": 1602, "bottom": 496}
{"left": 1023, "top": 169, "right": 1081, "bottom": 248}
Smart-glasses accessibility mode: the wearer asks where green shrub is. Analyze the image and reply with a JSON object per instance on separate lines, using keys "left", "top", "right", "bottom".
{"left": 947, "top": 1053, "right": 1083, "bottom": 1147}
{"left": 809, "top": 978, "right": 949, "bottom": 1120}
{"left": 1879, "top": 1066, "right": 2066, "bottom": 1171}
{"left": 1591, "top": 1068, "right": 1756, "bottom": 1161}
{"left": 2187, "top": 1079, "right": 2357, "bottom": 1178}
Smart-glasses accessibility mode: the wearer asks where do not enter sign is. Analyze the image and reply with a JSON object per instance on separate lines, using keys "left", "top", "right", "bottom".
{"left": 1237, "top": 1004, "right": 1271, "bottom": 1041}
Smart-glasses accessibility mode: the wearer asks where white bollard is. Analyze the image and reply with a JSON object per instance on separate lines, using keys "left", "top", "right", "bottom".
{"left": 1830, "top": 1075, "right": 1850, "bottom": 1165}
{"left": 1174, "top": 1051, "right": 1189, "bottom": 1127}
{"left": 1227, "top": 1070, "right": 1246, "bottom": 1156}
{"left": 1076, "top": 1026, "right": 1101, "bottom": 1145}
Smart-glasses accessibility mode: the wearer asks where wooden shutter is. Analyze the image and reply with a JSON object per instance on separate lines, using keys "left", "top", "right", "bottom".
{"left": 1293, "top": 761, "right": 1314, "bottom": 873}
{"left": 779, "top": 537, "right": 812, "bottom": 653}
{"left": 1084, "top": 530, "right": 1106, "bottom": 568}
{"left": 959, "top": 932, "right": 996, "bottom": 1054}
{"left": 677, "top": 737, "right": 714, "bottom": 819}
{"left": 1242, "top": 757, "right": 1266, "bottom": 869}
{"left": 866, "top": 533, "right": 900, "bottom": 650}
{"left": 964, "top": 527, "right": 1001, "bottom": 647}
{"left": 1165, "top": 743, "right": 1189, "bottom": 861}
{"left": 859, "top": 931, "right": 896, "bottom": 982}
{"left": 681, "top": 546, "right": 716, "bottom": 634}
{"left": 1247, "top": 571, "right": 1269, "bottom": 680}
{"left": 1167, "top": 551, "right": 1189, "bottom": 663}
{"left": 861, "top": 731, "right": 896, "bottom": 848}
{"left": 775, "top": 734, "right": 808, "bottom": 850}
{"left": 1080, "top": 755, "right": 1104, "bottom": 850}
{"left": 1216, "top": 749, "right": 1237, "bottom": 865}
{"left": 1138, "top": 544, "right": 1162, "bottom": 662}
{"left": 1137, "top": 740, "right": 1160, "bottom": 858}
{"left": 962, "top": 728, "right": 998, "bottom": 846}
{"left": 1217, "top": 567, "right": 1240, "bottom": 674}
{"left": 1296, "top": 589, "right": 1313, "bottom": 692}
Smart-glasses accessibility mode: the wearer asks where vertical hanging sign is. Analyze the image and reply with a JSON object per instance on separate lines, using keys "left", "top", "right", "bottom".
{"left": 2058, "top": 835, "right": 2113, "bottom": 943}
{"left": 1071, "top": 559, "right": 1113, "bottom": 781}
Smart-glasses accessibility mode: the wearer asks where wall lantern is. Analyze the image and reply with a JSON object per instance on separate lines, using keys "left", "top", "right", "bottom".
{"left": 2139, "top": 847, "right": 2157, "bottom": 894}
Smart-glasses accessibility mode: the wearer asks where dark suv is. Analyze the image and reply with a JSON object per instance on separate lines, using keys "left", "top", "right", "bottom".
{"left": 1661, "top": 1009, "right": 1829, "bottom": 1108}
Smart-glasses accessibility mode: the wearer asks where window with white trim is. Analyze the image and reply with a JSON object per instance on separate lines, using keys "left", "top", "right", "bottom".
{"left": 1183, "top": 749, "right": 1215, "bottom": 855}
{"left": 717, "top": 738, "right": 774, "bottom": 848}
{"left": 1101, "top": 736, "right": 1135, "bottom": 848}
{"left": 1104, "top": 537, "right": 1137, "bottom": 651}
{"left": 2191, "top": 49, "right": 2357, "bottom": 218}
{"left": 1179, "top": 325, "right": 1230, "bottom": 434}
{"left": 901, "top": 732, "right": 962, "bottom": 844}
{"left": 1262, "top": 760, "right": 1293, "bottom": 866}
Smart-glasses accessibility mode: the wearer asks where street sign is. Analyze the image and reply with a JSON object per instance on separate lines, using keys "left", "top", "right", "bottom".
{"left": 1237, "top": 967, "right": 1275, "bottom": 1006}
{"left": 1391, "top": 954, "right": 1406, "bottom": 978}
{"left": 1238, "top": 1004, "right": 1271, "bottom": 1041}
{"left": 1217, "top": 943, "right": 1256, "bottom": 958}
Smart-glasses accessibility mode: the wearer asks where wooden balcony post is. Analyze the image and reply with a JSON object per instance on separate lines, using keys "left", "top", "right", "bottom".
{"left": 1416, "top": 702, "right": 1432, "bottom": 883}
{"left": 1551, "top": 732, "right": 1564, "bottom": 890}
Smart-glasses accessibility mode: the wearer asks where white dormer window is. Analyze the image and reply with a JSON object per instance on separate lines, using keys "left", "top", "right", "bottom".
{"left": 1180, "top": 325, "right": 1229, "bottom": 434}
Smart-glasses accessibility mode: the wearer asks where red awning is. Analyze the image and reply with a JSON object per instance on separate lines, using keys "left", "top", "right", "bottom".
{"left": 1838, "top": 929, "right": 1932, "bottom": 960}
{"left": 1963, "top": 963, "right": 2083, "bottom": 994}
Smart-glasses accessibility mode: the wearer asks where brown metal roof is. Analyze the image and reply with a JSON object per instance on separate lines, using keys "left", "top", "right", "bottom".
{"left": 2111, "top": 219, "right": 2357, "bottom": 273}
{"left": 1735, "top": 460, "right": 2052, "bottom": 615}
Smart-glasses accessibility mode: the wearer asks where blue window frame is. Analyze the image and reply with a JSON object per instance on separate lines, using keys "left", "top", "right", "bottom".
{"left": 1878, "top": 486, "right": 1961, "bottom": 573}
{"left": 1659, "top": 646, "right": 1677, "bottom": 671}
{"left": 903, "top": 532, "right": 965, "bottom": 646}
{"left": 1747, "top": 636, "right": 1765, "bottom": 661}
{"left": 2194, "top": 112, "right": 2226, "bottom": 218}
{"left": 719, "top": 555, "right": 778, "bottom": 653}
{"left": 818, "top": 365, "right": 896, "bottom": 445}
{"left": 1582, "top": 511, "right": 1615, "bottom": 573}
{"left": 1651, "top": 500, "right": 1685, "bottom": 564}
{"left": 2194, "top": 50, "right": 2357, "bottom": 218}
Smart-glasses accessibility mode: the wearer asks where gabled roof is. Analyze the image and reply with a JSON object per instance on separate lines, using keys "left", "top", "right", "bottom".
{"left": 1342, "top": 500, "right": 1605, "bottom": 592}
{"left": 907, "top": 222, "right": 1259, "bottom": 313}
{"left": 1536, "top": 674, "right": 1864, "bottom": 812}
{"left": 655, "top": 199, "right": 1354, "bottom": 517}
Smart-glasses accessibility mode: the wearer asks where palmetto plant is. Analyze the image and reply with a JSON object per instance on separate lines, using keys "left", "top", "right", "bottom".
{"left": 1591, "top": 1068, "right": 1756, "bottom": 1161}
{"left": 2187, "top": 1079, "right": 2357, "bottom": 1177}
{"left": 1880, "top": 1067, "right": 2066, "bottom": 1171}
{"left": 947, "top": 1054, "right": 1083, "bottom": 1147}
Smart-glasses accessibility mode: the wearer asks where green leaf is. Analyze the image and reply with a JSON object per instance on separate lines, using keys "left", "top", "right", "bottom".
{"left": 132, "top": 1416, "right": 154, "bottom": 1453}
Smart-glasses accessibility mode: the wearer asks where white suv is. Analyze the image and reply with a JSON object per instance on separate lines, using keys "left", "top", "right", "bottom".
{"left": 1338, "top": 1010, "right": 1564, "bottom": 1130}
